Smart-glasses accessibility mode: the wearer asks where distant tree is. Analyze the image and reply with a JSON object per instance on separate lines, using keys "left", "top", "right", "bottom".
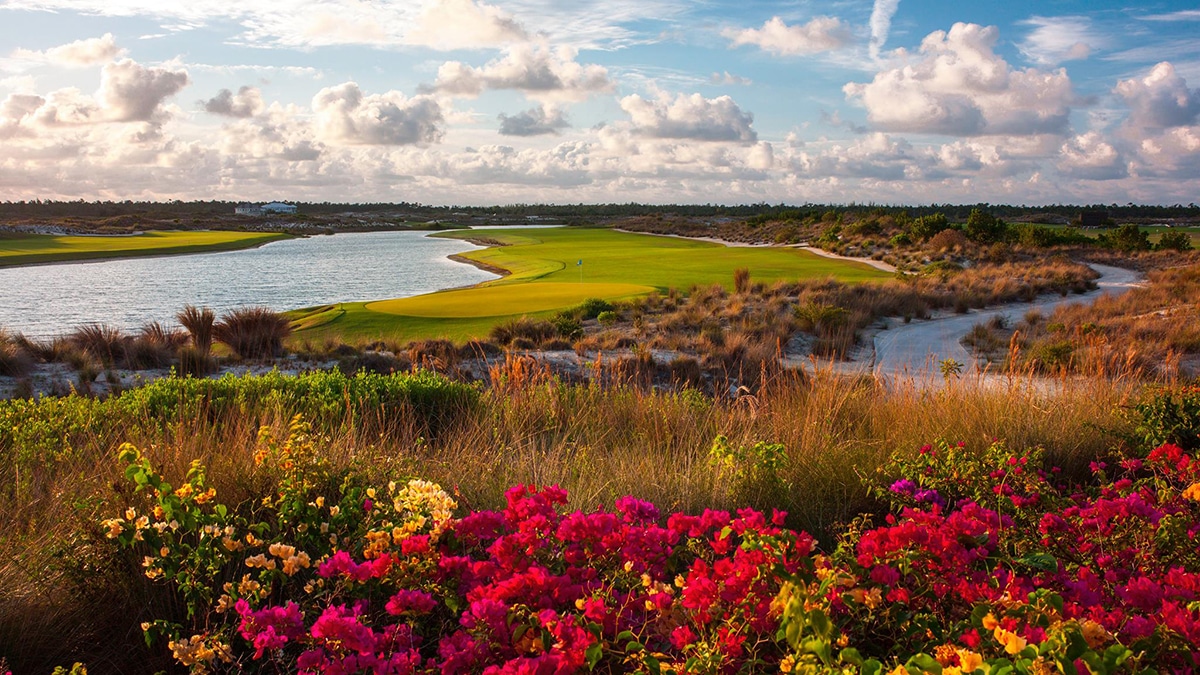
{"left": 963, "top": 209, "right": 1008, "bottom": 244}
{"left": 907, "top": 213, "right": 947, "bottom": 241}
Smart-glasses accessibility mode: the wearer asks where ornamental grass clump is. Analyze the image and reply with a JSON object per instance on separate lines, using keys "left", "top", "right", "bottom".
{"left": 214, "top": 307, "right": 291, "bottom": 360}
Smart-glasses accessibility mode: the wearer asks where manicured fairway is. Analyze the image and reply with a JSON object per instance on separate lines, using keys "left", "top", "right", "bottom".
{"left": 290, "top": 227, "right": 889, "bottom": 343}
{"left": 0, "top": 230, "right": 291, "bottom": 266}
{"left": 368, "top": 282, "right": 654, "bottom": 318}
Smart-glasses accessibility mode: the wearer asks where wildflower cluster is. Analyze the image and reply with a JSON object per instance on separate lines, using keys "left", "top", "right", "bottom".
{"left": 101, "top": 390, "right": 1200, "bottom": 674}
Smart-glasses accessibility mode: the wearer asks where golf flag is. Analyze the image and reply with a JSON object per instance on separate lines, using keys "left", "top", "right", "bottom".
{"left": 577, "top": 259, "right": 582, "bottom": 266}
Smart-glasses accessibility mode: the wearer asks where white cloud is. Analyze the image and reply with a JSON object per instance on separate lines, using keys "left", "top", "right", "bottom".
{"left": 11, "top": 33, "right": 124, "bottom": 67}
{"left": 203, "top": 86, "right": 264, "bottom": 118}
{"left": 1115, "top": 62, "right": 1200, "bottom": 129}
{"left": 431, "top": 44, "right": 612, "bottom": 103}
{"left": 1133, "top": 126, "right": 1200, "bottom": 177}
{"left": 620, "top": 91, "right": 757, "bottom": 142}
{"left": 98, "top": 59, "right": 190, "bottom": 122}
{"left": 1139, "top": 10, "right": 1200, "bottom": 22}
{"left": 0, "top": 0, "right": 692, "bottom": 51}
{"left": 710, "top": 71, "right": 751, "bottom": 86}
{"left": 1057, "top": 131, "right": 1126, "bottom": 179}
{"left": 408, "top": 0, "right": 528, "bottom": 50}
{"left": 497, "top": 105, "right": 569, "bottom": 136}
{"left": 312, "top": 82, "right": 443, "bottom": 146}
{"left": 869, "top": 0, "right": 902, "bottom": 61}
{"left": 723, "top": 16, "right": 850, "bottom": 56}
{"left": 1018, "top": 16, "right": 1098, "bottom": 65}
{"left": 844, "top": 23, "right": 1075, "bottom": 137}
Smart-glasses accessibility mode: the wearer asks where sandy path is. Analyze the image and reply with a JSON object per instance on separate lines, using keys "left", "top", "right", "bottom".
{"left": 871, "top": 264, "right": 1142, "bottom": 378}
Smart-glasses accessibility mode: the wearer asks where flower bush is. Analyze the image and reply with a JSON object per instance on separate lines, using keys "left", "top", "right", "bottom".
{"left": 101, "top": 404, "right": 1200, "bottom": 674}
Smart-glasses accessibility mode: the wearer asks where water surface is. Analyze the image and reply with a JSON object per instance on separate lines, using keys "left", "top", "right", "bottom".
{"left": 0, "top": 230, "right": 498, "bottom": 339}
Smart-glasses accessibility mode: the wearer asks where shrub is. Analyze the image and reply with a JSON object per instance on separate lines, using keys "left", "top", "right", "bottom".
{"left": 177, "top": 305, "right": 216, "bottom": 355}
{"left": 576, "top": 298, "right": 614, "bottom": 320}
{"left": 927, "top": 228, "right": 970, "bottom": 252}
{"left": 0, "top": 330, "right": 34, "bottom": 377}
{"left": 733, "top": 267, "right": 751, "bottom": 294}
{"left": 1157, "top": 230, "right": 1194, "bottom": 252}
{"left": 214, "top": 307, "right": 292, "bottom": 360}
{"left": 68, "top": 324, "right": 127, "bottom": 366}
{"left": 549, "top": 313, "right": 583, "bottom": 340}
{"left": 489, "top": 317, "right": 556, "bottom": 346}
{"left": 596, "top": 310, "right": 619, "bottom": 327}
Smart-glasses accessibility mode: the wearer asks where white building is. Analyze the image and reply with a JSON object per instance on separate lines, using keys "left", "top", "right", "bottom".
{"left": 235, "top": 202, "right": 297, "bottom": 215}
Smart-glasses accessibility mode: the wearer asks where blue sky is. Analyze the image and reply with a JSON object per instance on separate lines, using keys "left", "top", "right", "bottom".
{"left": 1, "top": 0, "right": 1198, "bottom": 205}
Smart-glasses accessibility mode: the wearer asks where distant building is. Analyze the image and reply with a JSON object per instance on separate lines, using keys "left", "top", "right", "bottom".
{"left": 1078, "top": 210, "right": 1109, "bottom": 228}
{"left": 235, "top": 202, "right": 297, "bottom": 216}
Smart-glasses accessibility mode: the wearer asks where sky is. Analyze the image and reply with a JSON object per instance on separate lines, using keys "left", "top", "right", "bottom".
{"left": 1, "top": 1, "right": 1199, "bottom": 206}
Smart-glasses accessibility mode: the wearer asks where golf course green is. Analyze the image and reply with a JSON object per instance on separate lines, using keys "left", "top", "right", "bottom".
{"left": 0, "top": 230, "right": 291, "bottom": 267}
{"left": 289, "top": 227, "right": 890, "bottom": 343}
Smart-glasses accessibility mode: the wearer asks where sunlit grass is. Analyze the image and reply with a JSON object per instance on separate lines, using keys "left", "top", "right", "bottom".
{"left": 0, "top": 230, "right": 290, "bottom": 266}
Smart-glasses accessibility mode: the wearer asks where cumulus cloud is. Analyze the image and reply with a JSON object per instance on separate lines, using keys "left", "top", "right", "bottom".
{"left": 723, "top": 16, "right": 850, "bottom": 56}
{"left": 430, "top": 44, "right": 612, "bottom": 103}
{"left": 98, "top": 59, "right": 189, "bottom": 122}
{"left": 1057, "top": 131, "right": 1127, "bottom": 179}
{"left": 620, "top": 91, "right": 757, "bottom": 142}
{"left": 1115, "top": 62, "right": 1200, "bottom": 129}
{"left": 11, "top": 33, "right": 124, "bottom": 67}
{"left": 203, "top": 86, "right": 264, "bottom": 118}
{"left": 1018, "top": 16, "right": 1097, "bottom": 65}
{"left": 313, "top": 82, "right": 443, "bottom": 146}
{"left": 219, "top": 104, "right": 323, "bottom": 161}
{"left": 408, "top": 0, "right": 527, "bottom": 50}
{"left": 844, "top": 23, "right": 1075, "bottom": 137}
{"left": 498, "top": 105, "right": 570, "bottom": 136}
{"left": 869, "top": 0, "right": 902, "bottom": 61}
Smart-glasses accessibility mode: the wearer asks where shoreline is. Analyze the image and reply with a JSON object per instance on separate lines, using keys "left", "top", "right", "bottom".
{"left": 0, "top": 232, "right": 293, "bottom": 269}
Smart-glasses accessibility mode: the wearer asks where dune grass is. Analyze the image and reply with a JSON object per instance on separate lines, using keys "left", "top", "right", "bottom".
{"left": 290, "top": 227, "right": 889, "bottom": 343}
{"left": 0, "top": 230, "right": 290, "bottom": 267}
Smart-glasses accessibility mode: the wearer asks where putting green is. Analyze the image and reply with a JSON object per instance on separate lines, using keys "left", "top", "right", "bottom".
{"left": 367, "top": 282, "right": 654, "bottom": 318}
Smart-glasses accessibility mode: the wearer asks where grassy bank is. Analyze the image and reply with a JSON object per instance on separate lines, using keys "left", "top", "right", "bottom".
{"left": 0, "top": 230, "right": 291, "bottom": 267}
{"left": 289, "top": 227, "right": 889, "bottom": 343}
{"left": 0, "top": 367, "right": 1149, "bottom": 671}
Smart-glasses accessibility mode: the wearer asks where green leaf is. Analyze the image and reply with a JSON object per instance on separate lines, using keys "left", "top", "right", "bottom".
{"left": 839, "top": 648, "right": 864, "bottom": 666}
{"left": 615, "top": 630, "right": 636, "bottom": 643}
{"left": 905, "top": 653, "right": 942, "bottom": 674}
{"left": 585, "top": 642, "right": 603, "bottom": 670}
{"left": 643, "top": 654, "right": 661, "bottom": 675}
{"left": 625, "top": 641, "right": 644, "bottom": 653}
{"left": 1016, "top": 552, "right": 1059, "bottom": 572}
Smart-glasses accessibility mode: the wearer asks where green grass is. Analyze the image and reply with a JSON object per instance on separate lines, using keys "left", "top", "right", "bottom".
{"left": 290, "top": 227, "right": 890, "bottom": 343}
{"left": 0, "top": 230, "right": 291, "bottom": 267}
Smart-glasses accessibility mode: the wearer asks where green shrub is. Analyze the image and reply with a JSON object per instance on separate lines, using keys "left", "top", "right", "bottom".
{"left": 596, "top": 310, "right": 619, "bottom": 327}
{"left": 1157, "top": 230, "right": 1194, "bottom": 252}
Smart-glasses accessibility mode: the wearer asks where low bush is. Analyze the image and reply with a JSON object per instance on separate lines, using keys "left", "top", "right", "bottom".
{"left": 215, "top": 308, "right": 291, "bottom": 360}
{"left": 488, "top": 317, "right": 556, "bottom": 346}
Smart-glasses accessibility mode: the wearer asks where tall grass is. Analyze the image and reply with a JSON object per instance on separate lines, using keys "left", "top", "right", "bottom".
{"left": 214, "top": 307, "right": 292, "bottom": 359}
{"left": 177, "top": 304, "right": 215, "bottom": 354}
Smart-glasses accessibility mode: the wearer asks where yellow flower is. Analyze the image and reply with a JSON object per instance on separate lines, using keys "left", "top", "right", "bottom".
{"left": 125, "top": 507, "right": 137, "bottom": 521}
{"left": 195, "top": 487, "right": 217, "bottom": 504}
{"left": 779, "top": 655, "right": 795, "bottom": 673}
{"left": 174, "top": 483, "right": 194, "bottom": 499}
{"left": 101, "top": 518, "right": 124, "bottom": 538}
{"left": 1183, "top": 482, "right": 1200, "bottom": 501}
{"left": 152, "top": 505, "right": 165, "bottom": 520}
{"left": 957, "top": 649, "right": 983, "bottom": 672}
{"left": 645, "top": 599, "right": 656, "bottom": 611}
{"left": 575, "top": 597, "right": 587, "bottom": 610}
{"left": 159, "top": 546, "right": 170, "bottom": 557}
{"left": 367, "top": 487, "right": 377, "bottom": 499}
{"left": 994, "top": 627, "right": 1027, "bottom": 655}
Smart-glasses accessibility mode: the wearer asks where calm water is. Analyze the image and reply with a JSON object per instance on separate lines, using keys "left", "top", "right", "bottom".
{"left": 0, "top": 230, "right": 499, "bottom": 339}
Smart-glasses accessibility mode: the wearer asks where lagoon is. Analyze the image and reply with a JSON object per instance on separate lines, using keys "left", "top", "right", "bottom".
{"left": 0, "top": 230, "right": 499, "bottom": 339}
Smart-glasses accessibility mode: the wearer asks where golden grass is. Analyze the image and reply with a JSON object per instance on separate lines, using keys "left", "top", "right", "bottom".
{"left": 0, "top": 368, "right": 1146, "bottom": 671}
